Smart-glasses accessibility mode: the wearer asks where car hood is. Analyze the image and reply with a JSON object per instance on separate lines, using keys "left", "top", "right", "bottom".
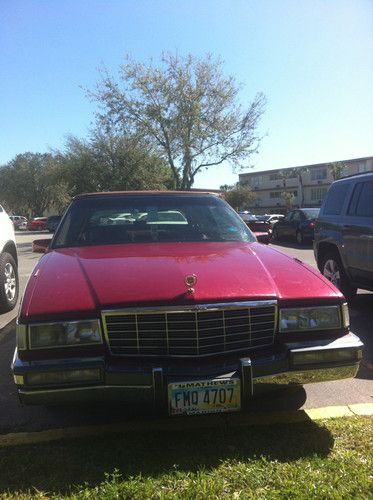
{"left": 20, "top": 242, "right": 342, "bottom": 321}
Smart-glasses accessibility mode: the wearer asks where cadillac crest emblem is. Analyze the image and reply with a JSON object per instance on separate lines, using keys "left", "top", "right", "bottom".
{"left": 185, "top": 274, "right": 197, "bottom": 294}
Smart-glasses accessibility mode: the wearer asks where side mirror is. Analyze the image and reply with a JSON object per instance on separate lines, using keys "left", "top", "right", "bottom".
{"left": 256, "top": 233, "right": 270, "bottom": 245}
{"left": 32, "top": 239, "right": 51, "bottom": 253}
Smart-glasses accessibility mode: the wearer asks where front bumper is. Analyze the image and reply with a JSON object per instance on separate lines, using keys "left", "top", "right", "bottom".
{"left": 12, "top": 333, "right": 363, "bottom": 410}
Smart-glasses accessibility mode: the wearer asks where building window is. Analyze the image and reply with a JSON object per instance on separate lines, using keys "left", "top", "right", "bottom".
{"left": 311, "top": 168, "right": 327, "bottom": 181}
{"left": 270, "top": 190, "right": 297, "bottom": 199}
{"left": 250, "top": 176, "right": 261, "bottom": 187}
{"left": 311, "top": 187, "right": 328, "bottom": 201}
{"left": 269, "top": 172, "right": 296, "bottom": 181}
{"left": 270, "top": 191, "right": 281, "bottom": 198}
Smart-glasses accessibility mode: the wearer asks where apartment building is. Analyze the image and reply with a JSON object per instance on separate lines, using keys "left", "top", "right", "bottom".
{"left": 238, "top": 156, "right": 373, "bottom": 214}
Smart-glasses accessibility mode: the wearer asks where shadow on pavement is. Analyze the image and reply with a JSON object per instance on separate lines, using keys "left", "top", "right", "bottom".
{"left": 0, "top": 415, "right": 333, "bottom": 494}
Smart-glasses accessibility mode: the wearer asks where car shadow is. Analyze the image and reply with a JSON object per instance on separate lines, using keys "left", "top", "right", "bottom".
{"left": 0, "top": 413, "right": 334, "bottom": 494}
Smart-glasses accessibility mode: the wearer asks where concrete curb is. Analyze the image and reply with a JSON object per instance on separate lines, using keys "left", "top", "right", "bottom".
{"left": 0, "top": 403, "right": 372, "bottom": 448}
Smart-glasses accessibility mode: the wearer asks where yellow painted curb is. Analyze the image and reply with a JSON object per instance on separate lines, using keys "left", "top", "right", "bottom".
{"left": 305, "top": 405, "right": 354, "bottom": 420}
{"left": 0, "top": 404, "right": 372, "bottom": 448}
{"left": 349, "top": 403, "right": 373, "bottom": 416}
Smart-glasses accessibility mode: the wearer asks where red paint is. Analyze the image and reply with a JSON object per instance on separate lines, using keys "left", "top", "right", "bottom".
{"left": 20, "top": 241, "right": 343, "bottom": 322}
{"left": 26, "top": 218, "right": 48, "bottom": 231}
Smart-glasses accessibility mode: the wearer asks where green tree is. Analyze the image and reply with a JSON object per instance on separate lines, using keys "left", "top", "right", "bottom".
{"left": 89, "top": 53, "right": 266, "bottom": 190}
{"left": 59, "top": 131, "right": 173, "bottom": 196}
{"left": 221, "top": 183, "right": 256, "bottom": 211}
{"left": 327, "top": 161, "right": 346, "bottom": 181}
{"left": 0, "top": 153, "right": 67, "bottom": 216}
{"left": 281, "top": 191, "right": 295, "bottom": 210}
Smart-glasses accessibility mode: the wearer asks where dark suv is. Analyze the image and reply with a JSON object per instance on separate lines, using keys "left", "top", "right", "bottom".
{"left": 314, "top": 172, "right": 373, "bottom": 301}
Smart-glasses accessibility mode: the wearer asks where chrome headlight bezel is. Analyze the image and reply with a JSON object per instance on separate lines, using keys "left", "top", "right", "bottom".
{"left": 279, "top": 304, "right": 347, "bottom": 333}
{"left": 27, "top": 320, "right": 103, "bottom": 350}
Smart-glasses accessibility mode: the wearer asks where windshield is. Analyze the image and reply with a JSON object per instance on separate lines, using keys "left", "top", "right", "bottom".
{"left": 52, "top": 194, "right": 255, "bottom": 248}
{"left": 302, "top": 209, "right": 320, "bottom": 219}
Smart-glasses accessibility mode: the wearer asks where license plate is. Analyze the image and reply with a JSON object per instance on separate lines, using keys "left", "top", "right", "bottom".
{"left": 168, "top": 378, "right": 241, "bottom": 416}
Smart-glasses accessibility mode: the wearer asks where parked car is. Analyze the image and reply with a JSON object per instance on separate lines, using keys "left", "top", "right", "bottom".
{"left": 9, "top": 215, "right": 28, "bottom": 231}
{"left": 238, "top": 210, "right": 256, "bottom": 222}
{"left": 272, "top": 208, "right": 320, "bottom": 244}
{"left": 314, "top": 172, "right": 373, "bottom": 301}
{"left": 12, "top": 192, "right": 362, "bottom": 413}
{"left": 46, "top": 215, "right": 62, "bottom": 233}
{"left": 245, "top": 219, "right": 272, "bottom": 244}
{"left": 0, "top": 204, "right": 19, "bottom": 313}
{"left": 255, "top": 214, "right": 284, "bottom": 228}
{"left": 26, "top": 217, "right": 48, "bottom": 231}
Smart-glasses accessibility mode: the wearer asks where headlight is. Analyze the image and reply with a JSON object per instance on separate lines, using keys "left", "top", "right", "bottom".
{"left": 279, "top": 306, "right": 343, "bottom": 332}
{"left": 29, "top": 320, "right": 102, "bottom": 349}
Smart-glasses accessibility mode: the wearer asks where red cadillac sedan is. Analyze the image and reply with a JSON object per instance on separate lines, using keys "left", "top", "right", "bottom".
{"left": 12, "top": 192, "right": 362, "bottom": 415}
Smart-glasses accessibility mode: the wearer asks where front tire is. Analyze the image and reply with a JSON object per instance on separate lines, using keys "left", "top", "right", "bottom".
{"left": 321, "top": 252, "right": 357, "bottom": 302}
{"left": 296, "top": 230, "right": 304, "bottom": 245}
{"left": 272, "top": 227, "right": 279, "bottom": 241}
{"left": 0, "top": 253, "right": 19, "bottom": 313}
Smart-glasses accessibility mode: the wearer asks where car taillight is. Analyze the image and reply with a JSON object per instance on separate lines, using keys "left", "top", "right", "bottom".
{"left": 309, "top": 221, "right": 315, "bottom": 228}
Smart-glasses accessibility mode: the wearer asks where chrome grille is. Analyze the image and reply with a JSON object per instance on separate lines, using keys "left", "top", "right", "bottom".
{"left": 103, "top": 301, "right": 277, "bottom": 357}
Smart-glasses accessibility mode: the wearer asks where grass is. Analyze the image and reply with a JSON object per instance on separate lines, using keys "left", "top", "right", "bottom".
{"left": 0, "top": 416, "right": 371, "bottom": 499}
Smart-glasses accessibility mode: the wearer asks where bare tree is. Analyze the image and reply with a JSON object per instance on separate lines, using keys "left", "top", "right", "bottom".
{"left": 89, "top": 53, "right": 266, "bottom": 190}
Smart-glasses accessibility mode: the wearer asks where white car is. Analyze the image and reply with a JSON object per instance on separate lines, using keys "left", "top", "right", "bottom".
{"left": 0, "top": 204, "right": 19, "bottom": 313}
{"left": 238, "top": 211, "right": 257, "bottom": 222}
{"left": 9, "top": 215, "right": 28, "bottom": 231}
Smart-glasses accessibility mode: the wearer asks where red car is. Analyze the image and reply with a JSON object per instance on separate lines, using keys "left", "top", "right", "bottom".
{"left": 12, "top": 192, "right": 362, "bottom": 414}
{"left": 26, "top": 217, "right": 48, "bottom": 231}
{"left": 246, "top": 219, "right": 272, "bottom": 244}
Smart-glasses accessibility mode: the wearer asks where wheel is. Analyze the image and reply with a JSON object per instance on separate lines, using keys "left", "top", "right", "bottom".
{"left": 0, "top": 253, "right": 19, "bottom": 313}
{"left": 321, "top": 252, "right": 357, "bottom": 302}
{"left": 272, "top": 227, "right": 279, "bottom": 241}
{"left": 296, "top": 230, "right": 304, "bottom": 245}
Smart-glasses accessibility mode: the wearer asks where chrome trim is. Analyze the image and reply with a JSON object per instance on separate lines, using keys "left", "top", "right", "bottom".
{"left": 102, "top": 301, "right": 278, "bottom": 358}
{"left": 19, "top": 384, "right": 153, "bottom": 395}
{"left": 27, "top": 319, "right": 103, "bottom": 350}
{"left": 253, "top": 365, "right": 359, "bottom": 389}
{"left": 102, "top": 300, "right": 278, "bottom": 315}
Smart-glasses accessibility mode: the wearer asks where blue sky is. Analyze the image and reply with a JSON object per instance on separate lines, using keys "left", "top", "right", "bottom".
{"left": 1, "top": 0, "right": 372, "bottom": 188}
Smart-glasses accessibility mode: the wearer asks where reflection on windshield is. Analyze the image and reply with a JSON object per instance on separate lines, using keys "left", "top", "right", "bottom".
{"left": 53, "top": 195, "right": 256, "bottom": 248}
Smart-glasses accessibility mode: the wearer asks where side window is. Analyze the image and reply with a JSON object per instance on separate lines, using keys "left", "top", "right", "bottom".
{"left": 284, "top": 212, "right": 293, "bottom": 222}
{"left": 355, "top": 181, "right": 373, "bottom": 217}
{"left": 0, "top": 205, "right": 3, "bottom": 213}
{"left": 347, "top": 183, "right": 363, "bottom": 216}
{"left": 291, "top": 211, "right": 300, "bottom": 222}
{"left": 323, "top": 183, "right": 349, "bottom": 215}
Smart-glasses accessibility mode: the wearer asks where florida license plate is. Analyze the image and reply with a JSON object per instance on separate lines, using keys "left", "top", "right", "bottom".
{"left": 168, "top": 378, "right": 241, "bottom": 416}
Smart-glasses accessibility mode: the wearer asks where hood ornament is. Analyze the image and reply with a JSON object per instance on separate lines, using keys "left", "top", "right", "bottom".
{"left": 185, "top": 274, "right": 197, "bottom": 295}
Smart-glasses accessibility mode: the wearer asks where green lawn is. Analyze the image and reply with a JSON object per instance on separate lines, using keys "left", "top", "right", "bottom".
{"left": 0, "top": 416, "right": 371, "bottom": 499}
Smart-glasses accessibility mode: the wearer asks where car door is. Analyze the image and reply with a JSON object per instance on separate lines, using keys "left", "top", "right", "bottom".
{"left": 343, "top": 180, "right": 373, "bottom": 285}
{"left": 275, "top": 211, "right": 292, "bottom": 237}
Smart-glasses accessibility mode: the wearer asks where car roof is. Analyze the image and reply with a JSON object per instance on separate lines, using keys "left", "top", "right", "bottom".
{"left": 73, "top": 191, "right": 220, "bottom": 200}
{"left": 331, "top": 171, "right": 373, "bottom": 183}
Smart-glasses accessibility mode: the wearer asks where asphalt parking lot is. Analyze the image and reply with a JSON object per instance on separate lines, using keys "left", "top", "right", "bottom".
{"left": 0, "top": 232, "right": 371, "bottom": 434}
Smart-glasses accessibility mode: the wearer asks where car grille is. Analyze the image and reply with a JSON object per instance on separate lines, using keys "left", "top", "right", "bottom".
{"left": 102, "top": 301, "right": 277, "bottom": 357}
